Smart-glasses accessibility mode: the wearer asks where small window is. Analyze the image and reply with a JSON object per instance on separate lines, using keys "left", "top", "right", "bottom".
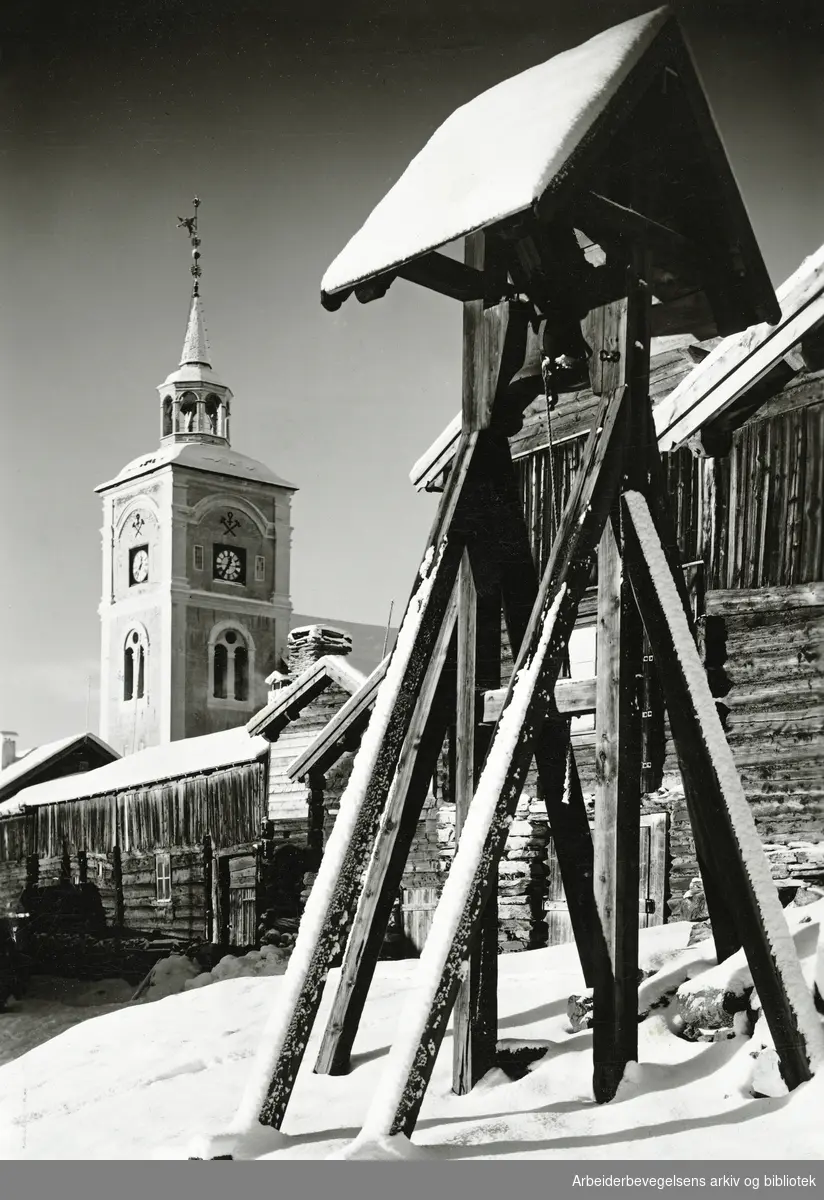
{"left": 254, "top": 554, "right": 265, "bottom": 582}
{"left": 156, "top": 852, "right": 172, "bottom": 903}
{"left": 569, "top": 625, "right": 597, "bottom": 734}
{"left": 193, "top": 544, "right": 204, "bottom": 571}
{"left": 123, "top": 629, "right": 148, "bottom": 703}
{"left": 214, "top": 642, "right": 228, "bottom": 699}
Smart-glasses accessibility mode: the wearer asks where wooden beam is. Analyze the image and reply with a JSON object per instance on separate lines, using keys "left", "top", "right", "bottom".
{"left": 577, "top": 191, "right": 696, "bottom": 273}
{"left": 452, "top": 551, "right": 499, "bottom": 1094}
{"left": 622, "top": 488, "right": 824, "bottom": 1091}
{"left": 462, "top": 235, "right": 529, "bottom": 432}
{"left": 375, "top": 383, "right": 631, "bottom": 1139}
{"left": 314, "top": 588, "right": 460, "bottom": 1076}
{"left": 481, "top": 677, "right": 595, "bottom": 723}
{"left": 592, "top": 519, "right": 643, "bottom": 1103}
{"left": 396, "top": 252, "right": 488, "bottom": 302}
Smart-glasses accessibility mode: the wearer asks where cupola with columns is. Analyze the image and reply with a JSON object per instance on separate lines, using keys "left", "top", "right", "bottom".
{"left": 158, "top": 198, "right": 233, "bottom": 445}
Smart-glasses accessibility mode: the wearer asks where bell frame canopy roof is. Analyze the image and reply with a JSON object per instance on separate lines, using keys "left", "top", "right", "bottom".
{"left": 321, "top": 7, "right": 778, "bottom": 335}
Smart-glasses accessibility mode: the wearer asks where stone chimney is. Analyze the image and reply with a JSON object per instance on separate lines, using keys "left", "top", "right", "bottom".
{"left": 1, "top": 731, "right": 18, "bottom": 771}
{"left": 287, "top": 625, "right": 353, "bottom": 677}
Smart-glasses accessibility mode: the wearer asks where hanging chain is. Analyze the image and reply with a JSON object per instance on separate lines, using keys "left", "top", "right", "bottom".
{"left": 541, "top": 351, "right": 561, "bottom": 538}
{"left": 541, "top": 346, "right": 573, "bottom": 688}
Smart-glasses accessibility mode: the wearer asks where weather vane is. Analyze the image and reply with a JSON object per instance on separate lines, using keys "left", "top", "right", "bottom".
{"left": 177, "top": 196, "right": 202, "bottom": 296}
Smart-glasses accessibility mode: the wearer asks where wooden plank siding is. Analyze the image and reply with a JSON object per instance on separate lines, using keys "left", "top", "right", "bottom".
{"left": 509, "top": 367, "right": 823, "bottom": 915}
{"left": 0, "top": 761, "right": 267, "bottom": 941}
{"left": 515, "top": 384, "right": 824, "bottom": 592}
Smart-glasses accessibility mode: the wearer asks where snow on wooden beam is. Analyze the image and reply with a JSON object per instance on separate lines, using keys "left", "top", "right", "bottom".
{"left": 655, "top": 244, "right": 824, "bottom": 451}
{"left": 481, "top": 677, "right": 595, "bottom": 723}
{"left": 622, "top": 487, "right": 824, "bottom": 1089}
{"left": 314, "top": 578, "right": 460, "bottom": 1077}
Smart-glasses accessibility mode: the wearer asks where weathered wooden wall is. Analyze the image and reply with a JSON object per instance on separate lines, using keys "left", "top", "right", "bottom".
{"left": 508, "top": 358, "right": 824, "bottom": 916}
{"left": 0, "top": 762, "right": 266, "bottom": 941}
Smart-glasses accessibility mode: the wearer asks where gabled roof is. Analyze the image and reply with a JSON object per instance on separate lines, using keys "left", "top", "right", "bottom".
{"left": 286, "top": 657, "right": 389, "bottom": 781}
{"left": 248, "top": 655, "right": 367, "bottom": 740}
{"left": 1, "top": 726, "right": 267, "bottom": 816}
{"left": 0, "top": 733, "right": 119, "bottom": 807}
{"left": 655, "top": 244, "right": 824, "bottom": 451}
{"left": 320, "top": 7, "right": 778, "bottom": 335}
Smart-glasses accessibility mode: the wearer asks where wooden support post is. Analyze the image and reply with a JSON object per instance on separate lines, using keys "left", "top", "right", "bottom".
{"left": 589, "top": 269, "right": 648, "bottom": 1103}
{"left": 203, "top": 834, "right": 214, "bottom": 944}
{"left": 452, "top": 551, "right": 499, "bottom": 1093}
{"left": 468, "top": 434, "right": 603, "bottom": 986}
{"left": 112, "top": 843, "right": 124, "bottom": 931}
{"left": 622, "top": 489, "right": 823, "bottom": 1091}
{"left": 592, "top": 520, "right": 643, "bottom": 1103}
{"left": 314, "top": 585, "right": 459, "bottom": 1076}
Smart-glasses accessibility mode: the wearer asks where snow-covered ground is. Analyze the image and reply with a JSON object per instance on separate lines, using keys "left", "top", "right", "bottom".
{"left": 0, "top": 976, "right": 135, "bottom": 1069}
{"left": 1, "top": 909, "right": 822, "bottom": 1160}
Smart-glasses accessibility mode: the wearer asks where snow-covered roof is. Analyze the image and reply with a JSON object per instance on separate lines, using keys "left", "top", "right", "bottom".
{"left": 0, "top": 733, "right": 119, "bottom": 806}
{"left": 322, "top": 9, "right": 668, "bottom": 297}
{"left": 249, "top": 655, "right": 367, "bottom": 738}
{"left": 287, "top": 656, "right": 390, "bottom": 781}
{"left": 1, "top": 726, "right": 269, "bottom": 815}
{"left": 655, "top": 243, "right": 824, "bottom": 451}
{"left": 96, "top": 440, "right": 297, "bottom": 493}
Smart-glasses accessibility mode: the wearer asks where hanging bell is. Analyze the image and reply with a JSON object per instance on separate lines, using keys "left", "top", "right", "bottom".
{"left": 506, "top": 319, "right": 549, "bottom": 406}
{"left": 506, "top": 318, "right": 592, "bottom": 404}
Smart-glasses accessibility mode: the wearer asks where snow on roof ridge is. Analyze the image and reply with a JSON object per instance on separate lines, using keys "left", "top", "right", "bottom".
{"left": 655, "top": 241, "right": 824, "bottom": 450}
{"left": 0, "top": 732, "right": 119, "bottom": 801}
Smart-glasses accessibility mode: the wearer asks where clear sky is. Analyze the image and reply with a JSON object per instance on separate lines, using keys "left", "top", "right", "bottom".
{"left": 1, "top": 0, "right": 821, "bottom": 748}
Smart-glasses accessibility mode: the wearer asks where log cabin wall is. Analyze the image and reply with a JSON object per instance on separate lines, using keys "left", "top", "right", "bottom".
{"left": 0, "top": 761, "right": 267, "bottom": 943}
{"left": 509, "top": 359, "right": 824, "bottom": 917}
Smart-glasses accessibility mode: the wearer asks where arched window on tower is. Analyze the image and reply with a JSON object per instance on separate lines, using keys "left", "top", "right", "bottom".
{"left": 162, "top": 396, "right": 173, "bottom": 437}
{"left": 179, "top": 391, "right": 198, "bottom": 434}
{"left": 123, "top": 629, "right": 148, "bottom": 702}
{"left": 209, "top": 625, "right": 254, "bottom": 704}
{"left": 204, "top": 394, "right": 220, "bottom": 435}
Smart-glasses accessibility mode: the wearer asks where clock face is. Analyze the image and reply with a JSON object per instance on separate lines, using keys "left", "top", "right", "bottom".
{"left": 215, "top": 547, "right": 242, "bottom": 582}
{"left": 130, "top": 547, "right": 149, "bottom": 584}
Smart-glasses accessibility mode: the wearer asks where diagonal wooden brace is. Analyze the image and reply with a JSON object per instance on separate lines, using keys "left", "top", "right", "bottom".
{"left": 357, "top": 383, "right": 631, "bottom": 1140}
{"left": 622, "top": 489, "right": 824, "bottom": 1092}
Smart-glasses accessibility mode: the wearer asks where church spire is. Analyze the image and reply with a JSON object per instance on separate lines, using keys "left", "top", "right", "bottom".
{"left": 157, "top": 198, "right": 233, "bottom": 445}
{"left": 177, "top": 197, "right": 211, "bottom": 368}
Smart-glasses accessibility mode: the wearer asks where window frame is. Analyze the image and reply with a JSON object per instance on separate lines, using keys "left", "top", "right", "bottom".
{"left": 155, "top": 851, "right": 172, "bottom": 904}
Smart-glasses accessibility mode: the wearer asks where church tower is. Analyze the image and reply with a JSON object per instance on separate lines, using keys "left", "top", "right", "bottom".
{"left": 97, "top": 199, "right": 295, "bottom": 753}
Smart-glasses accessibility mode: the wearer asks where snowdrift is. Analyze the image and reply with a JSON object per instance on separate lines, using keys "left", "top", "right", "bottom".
{"left": 0, "top": 908, "right": 821, "bottom": 1160}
